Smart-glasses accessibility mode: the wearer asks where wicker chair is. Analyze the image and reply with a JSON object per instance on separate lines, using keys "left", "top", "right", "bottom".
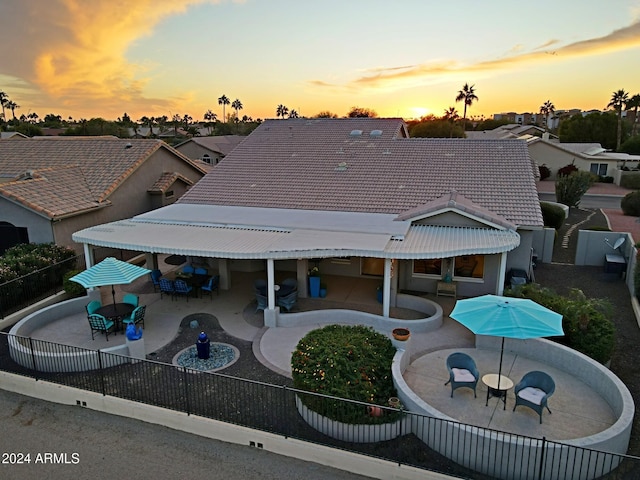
{"left": 513, "top": 371, "right": 555, "bottom": 423}
{"left": 444, "top": 352, "right": 479, "bottom": 398}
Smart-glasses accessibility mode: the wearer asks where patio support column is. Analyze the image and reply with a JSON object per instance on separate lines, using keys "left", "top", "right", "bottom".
{"left": 297, "top": 259, "right": 308, "bottom": 298}
{"left": 497, "top": 252, "right": 507, "bottom": 295}
{"left": 267, "top": 258, "right": 276, "bottom": 309}
{"left": 83, "top": 243, "right": 94, "bottom": 268}
{"left": 145, "top": 252, "right": 158, "bottom": 270}
{"left": 383, "top": 258, "right": 392, "bottom": 317}
{"left": 218, "top": 258, "right": 230, "bottom": 290}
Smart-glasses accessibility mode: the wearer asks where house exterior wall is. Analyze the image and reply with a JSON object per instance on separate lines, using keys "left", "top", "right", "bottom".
{"left": 529, "top": 142, "right": 616, "bottom": 180}
{"left": 0, "top": 198, "right": 54, "bottom": 244}
{"left": 52, "top": 148, "right": 204, "bottom": 255}
{"left": 175, "top": 143, "right": 223, "bottom": 164}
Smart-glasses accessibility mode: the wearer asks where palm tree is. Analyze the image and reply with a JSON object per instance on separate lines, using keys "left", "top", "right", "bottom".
{"left": 455, "top": 83, "right": 478, "bottom": 130}
{"left": 276, "top": 104, "right": 289, "bottom": 119}
{"left": 5, "top": 100, "right": 19, "bottom": 120}
{"left": 625, "top": 93, "right": 640, "bottom": 136}
{"left": 203, "top": 110, "right": 217, "bottom": 134}
{"left": 443, "top": 107, "right": 459, "bottom": 138}
{"left": 231, "top": 99, "right": 243, "bottom": 131}
{"left": 0, "top": 91, "right": 7, "bottom": 122}
{"left": 218, "top": 94, "right": 230, "bottom": 122}
{"left": 539, "top": 100, "right": 555, "bottom": 132}
{"left": 289, "top": 109, "right": 299, "bottom": 118}
{"left": 607, "top": 89, "right": 629, "bottom": 150}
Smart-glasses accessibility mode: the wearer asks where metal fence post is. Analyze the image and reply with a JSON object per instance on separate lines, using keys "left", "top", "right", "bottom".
{"left": 97, "top": 350, "right": 105, "bottom": 396}
{"left": 537, "top": 436, "right": 547, "bottom": 480}
{"left": 28, "top": 337, "right": 39, "bottom": 381}
{"left": 183, "top": 366, "right": 191, "bottom": 416}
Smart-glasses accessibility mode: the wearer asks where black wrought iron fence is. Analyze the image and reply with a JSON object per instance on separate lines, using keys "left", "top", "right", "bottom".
{"left": 0, "top": 255, "right": 83, "bottom": 319}
{"left": 0, "top": 332, "right": 638, "bottom": 480}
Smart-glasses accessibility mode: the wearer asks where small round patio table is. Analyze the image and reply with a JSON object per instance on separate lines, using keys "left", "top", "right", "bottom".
{"left": 482, "top": 374, "right": 514, "bottom": 410}
{"left": 96, "top": 303, "right": 135, "bottom": 332}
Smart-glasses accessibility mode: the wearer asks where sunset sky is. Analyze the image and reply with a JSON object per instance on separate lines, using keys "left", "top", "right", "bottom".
{"left": 1, "top": 0, "right": 639, "bottom": 123}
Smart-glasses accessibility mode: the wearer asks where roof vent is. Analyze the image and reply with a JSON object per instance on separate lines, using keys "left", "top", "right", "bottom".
{"left": 335, "top": 162, "right": 348, "bottom": 171}
{"left": 369, "top": 129, "right": 383, "bottom": 137}
{"left": 349, "top": 129, "right": 363, "bottom": 137}
{"left": 125, "top": 143, "right": 132, "bottom": 149}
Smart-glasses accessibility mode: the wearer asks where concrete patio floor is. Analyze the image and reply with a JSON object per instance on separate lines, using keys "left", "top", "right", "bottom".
{"left": 24, "top": 264, "right": 618, "bottom": 444}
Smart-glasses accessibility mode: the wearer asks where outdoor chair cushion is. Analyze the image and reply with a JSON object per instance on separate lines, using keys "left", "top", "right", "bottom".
{"left": 518, "top": 387, "right": 546, "bottom": 405}
{"left": 452, "top": 367, "right": 475, "bottom": 383}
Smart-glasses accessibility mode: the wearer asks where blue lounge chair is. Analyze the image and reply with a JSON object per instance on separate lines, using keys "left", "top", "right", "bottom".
{"left": 445, "top": 352, "right": 479, "bottom": 398}
{"left": 513, "top": 371, "right": 555, "bottom": 423}
{"left": 87, "top": 313, "right": 115, "bottom": 341}
{"left": 123, "top": 293, "right": 139, "bottom": 307}
{"left": 85, "top": 300, "right": 102, "bottom": 315}
{"left": 150, "top": 269, "right": 162, "bottom": 292}
{"left": 201, "top": 275, "right": 220, "bottom": 300}
{"left": 159, "top": 278, "right": 175, "bottom": 300}
{"left": 123, "top": 305, "right": 146, "bottom": 329}
{"left": 174, "top": 279, "right": 193, "bottom": 301}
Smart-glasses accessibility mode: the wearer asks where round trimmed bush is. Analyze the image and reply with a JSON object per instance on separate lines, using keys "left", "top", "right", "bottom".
{"left": 539, "top": 164, "right": 551, "bottom": 180}
{"left": 540, "top": 202, "right": 565, "bottom": 230}
{"left": 291, "top": 324, "right": 398, "bottom": 423}
{"left": 621, "top": 191, "right": 640, "bottom": 216}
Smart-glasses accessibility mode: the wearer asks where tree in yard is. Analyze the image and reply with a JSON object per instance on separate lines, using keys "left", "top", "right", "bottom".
{"left": 539, "top": 100, "right": 555, "bottom": 132}
{"left": 218, "top": 94, "right": 230, "bottom": 122}
{"left": 276, "top": 104, "right": 289, "bottom": 119}
{"left": 625, "top": 93, "right": 640, "bottom": 136}
{"left": 347, "top": 106, "right": 377, "bottom": 118}
{"left": 204, "top": 109, "right": 217, "bottom": 134}
{"left": 555, "top": 171, "right": 595, "bottom": 208}
{"left": 289, "top": 109, "right": 299, "bottom": 118}
{"left": 231, "top": 99, "right": 243, "bottom": 131}
{"left": 0, "top": 91, "right": 7, "bottom": 122}
{"left": 5, "top": 100, "right": 19, "bottom": 120}
{"left": 443, "top": 107, "right": 459, "bottom": 138}
{"left": 607, "top": 89, "right": 629, "bottom": 150}
{"left": 315, "top": 110, "right": 338, "bottom": 118}
{"left": 455, "top": 83, "right": 478, "bottom": 130}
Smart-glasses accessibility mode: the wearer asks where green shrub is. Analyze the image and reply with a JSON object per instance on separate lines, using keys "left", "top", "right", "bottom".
{"left": 63, "top": 270, "right": 86, "bottom": 297}
{"left": 621, "top": 191, "right": 640, "bottom": 216}
{"left": 291, "top": 324, "right": 399, "bottom": 423}
{"left": 505, "top": 284, "right": 614, "bottom": 364}
{"left": 540, "top": 202, "right": 565, "bottom": 230}
{"left": 555, "top": 171, "right": 596, "bottom": 207}
{"left": 620, "top": 173, "right": 640, "bottom": 189}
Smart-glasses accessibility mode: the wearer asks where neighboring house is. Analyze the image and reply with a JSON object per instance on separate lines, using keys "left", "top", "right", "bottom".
{"left": 174, "top": 135, "right": 245, "bottom": 164}
{"left": 0, "top": 132, "right": 28, "bottom": 140}
{"left": 0, "top": 137, "right": 207, "bottom": 255}
{"left": 527, "top": 137, "right": 640, "bottom": 180}
{"left": 74, "top": 118, "right": 542, "bottom": 318}
{"left": 466, "top": 124, "right": 557, "bottom": 141}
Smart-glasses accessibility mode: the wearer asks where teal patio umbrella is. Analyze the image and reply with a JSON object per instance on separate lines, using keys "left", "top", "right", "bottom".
{"left": 70, "top": 257, "right": 151, "bottom": 306}
{"left": 450, "top": 294, "right": 564, "bottom": 384}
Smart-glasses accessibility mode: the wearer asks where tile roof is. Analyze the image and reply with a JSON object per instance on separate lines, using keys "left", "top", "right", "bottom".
{"left": 0, "top": 137, "right": 205, "bottom": 219}
{"left": 178, "top": 118, "right": 542, "bottom": 227}
{"left": 176, "top": 135, "right": 246, "bottom": 156}
{"left": 148, "top": 172, "right": 195, "bottom": 193}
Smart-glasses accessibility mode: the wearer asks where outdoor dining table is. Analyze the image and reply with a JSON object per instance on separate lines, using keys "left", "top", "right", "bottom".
{"left": 95, "top": 303, "right": 135, "bottom": 332}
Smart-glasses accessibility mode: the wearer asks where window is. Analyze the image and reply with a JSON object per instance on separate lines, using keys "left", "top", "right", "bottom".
{"left": 453, "top": 255, "right": 484, "bottom": 279}
{"left": 590, "top": 163, "right": 607, "bottom": 176}
{"left": 202, "top": 154, "right": 212, "bottom": 164}
{"left": 165, "top": 190, "right": 174, "bottom": 199}
{"left": 413, "top": 259, "right": 442, "bottom": 276}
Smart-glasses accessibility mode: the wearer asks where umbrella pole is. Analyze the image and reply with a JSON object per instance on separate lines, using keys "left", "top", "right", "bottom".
{"left": 111, "top": 285, "right": 116, "bottom": 307}
{"left": 497, "top": 337, "right": 505, "bottom": 390}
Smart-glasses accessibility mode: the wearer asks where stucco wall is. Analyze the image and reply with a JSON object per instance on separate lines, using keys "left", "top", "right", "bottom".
{"left": 0, "top": 198, "right": 54, "bottom": 244}
{"left": 529, "top": 142, "right": 616, "bottom": 180}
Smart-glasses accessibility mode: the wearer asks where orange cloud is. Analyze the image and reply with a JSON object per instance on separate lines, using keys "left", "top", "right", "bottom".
{"left": 320, "top": 20, "right": 640, "bottom": 91}
{"left": 0, "top": 0, "right": 222, "bottom": 115}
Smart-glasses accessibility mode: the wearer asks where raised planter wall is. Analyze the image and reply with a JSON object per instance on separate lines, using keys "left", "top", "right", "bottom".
{"left": 9, "top": 293, "right": 131, "bottom": 372}
{"left": 389, "top": 337, "right": 632, "bottom": 480}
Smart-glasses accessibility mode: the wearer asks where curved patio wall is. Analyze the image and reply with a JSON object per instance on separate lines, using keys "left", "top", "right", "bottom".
{"left": 390, "top": 338, "right": 632, "bottom": 480}
{"left": 8, "top": 293, "right": 130, "bottom": 373}
{"left": 275, "top": 293, "right": 443, "bottom": 333}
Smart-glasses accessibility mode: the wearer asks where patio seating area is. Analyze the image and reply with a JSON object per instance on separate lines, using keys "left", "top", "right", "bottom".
{"left": 15, "top": 262, "right": 626, "bottom": 445}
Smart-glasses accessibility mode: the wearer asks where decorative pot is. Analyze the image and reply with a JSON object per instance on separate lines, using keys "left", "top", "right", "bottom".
{"left": 392, "top": 327, "right": 410, "bottom": 341}
{"left": 388, "top": 396, "right": 401, "bottom": 409}
{"left": 367, "top": 405, "right": 383, "bottom": 417}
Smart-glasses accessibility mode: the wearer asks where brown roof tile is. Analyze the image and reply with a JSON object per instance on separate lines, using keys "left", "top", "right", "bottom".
{"left": 178, "top": 118, "right": 542, "bottom": 227}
